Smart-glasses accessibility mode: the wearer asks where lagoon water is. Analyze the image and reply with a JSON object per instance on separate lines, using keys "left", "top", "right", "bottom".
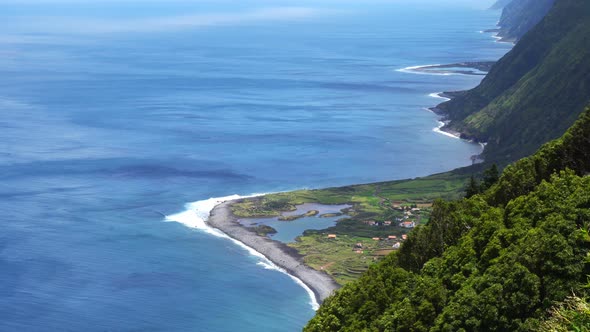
{"left": 0, "top": 1, "right": 511, "bottom": 331}
{"left": 239, "top": 203, "right": 351, "bottom": 243}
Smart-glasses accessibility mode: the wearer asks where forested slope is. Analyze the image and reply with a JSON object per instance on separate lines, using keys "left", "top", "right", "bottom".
{"left": 496, "top": 0, "right": 555, "bottom": 42}
{"left": 305, "top": 107, "right": 590, "bottom": 331}
{"left": 437, "top": 0, "right": 590, "bottom": 164}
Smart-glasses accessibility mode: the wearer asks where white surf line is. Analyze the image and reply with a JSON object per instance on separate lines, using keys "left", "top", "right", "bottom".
{"left": 488, "top": 27, "right": 515, "bottom": 45}
{"left": 425, "top": 107, "right": 486, "bottom": 148}
{"left": 433, "top": 121, "right": 460, "bottom": 139}
{"left": 397, "top": 64, "right": 441, "bottom": 71}
{"left": 164, "top": 194, "right": 321, "bottom": 311}
{"left": 396, "top": 64, "right": 454, "bottom": 76}
{"left": 428, "top": 92, "right": 451, "bottom": 102}
{"left": 396, "top": 64, "right": 486, "bottom": 76}
{"left": 426, "top": 94, "right": 461, "bottom": 139}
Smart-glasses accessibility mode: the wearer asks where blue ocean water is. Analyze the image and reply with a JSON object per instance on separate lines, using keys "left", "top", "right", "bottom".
{"left": 0, "top": 1, "right": 511, "bottom": 331}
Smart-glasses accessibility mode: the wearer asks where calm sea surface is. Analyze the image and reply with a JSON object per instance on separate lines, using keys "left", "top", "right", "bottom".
{"left": 0, "top": 1, "right": 511, "bottom": 331}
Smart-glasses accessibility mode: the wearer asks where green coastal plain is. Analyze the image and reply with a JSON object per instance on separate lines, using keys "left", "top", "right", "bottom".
{"left": 232, "top": 172, "right": 468, "bottom": 284}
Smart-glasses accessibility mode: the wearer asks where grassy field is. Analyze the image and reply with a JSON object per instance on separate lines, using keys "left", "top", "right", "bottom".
{"left": 231, "top": 171, "right": 471, "bottom": 285}
{"left": 288, "top": 234, "right": 399, "bottom": 285}
{"left": 232, "top": 171, "right": 468, "bottom": 219}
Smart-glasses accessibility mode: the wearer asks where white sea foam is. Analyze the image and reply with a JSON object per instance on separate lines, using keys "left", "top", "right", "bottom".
{"left": 397, "top": 64, "right": 481, "bottom": 76}
{"left": 428, "top": 92, "right": 451, "bottom": 101}
{"left": 165, "top": 194, "right": 320, "bottom": 311}
{"left": 433, "top": 121, "right": 460, "bottom": 139}
{"left": 424, "top": 98, "right": 462, "bottom": 140}
{"left": 427, "top": 115, "right": 486, "bottom": 150}
{"left": 257, "top": 261, "right": 277, "bottom": 270}
{"left": 396, "top": 64, "right": 453, "bottom": 76}
{"left": 491, "top": 33, "right": 514, "bottom": 44}
{"left": 165, "top": 194, "right": 243, "bottom": 238}
{"left": 400, "top": 64, "right": 441, "bottom": 71}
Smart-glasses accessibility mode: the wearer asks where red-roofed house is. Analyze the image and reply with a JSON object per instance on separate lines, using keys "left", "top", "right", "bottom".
{"left": 399, "top": 221, "right": 416, "bottom": 228}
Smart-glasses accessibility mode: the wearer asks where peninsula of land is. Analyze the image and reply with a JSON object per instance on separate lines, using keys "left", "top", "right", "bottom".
{"left": 207, "top": 200, "right": 340, "bottom": 303}
{"left": 401, "top": 61, "right": 495, "bottom": 76}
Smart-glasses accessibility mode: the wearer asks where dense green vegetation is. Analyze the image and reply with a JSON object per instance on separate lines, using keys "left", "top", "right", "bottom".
{"left": 437, "top": 0, "right": 590, "bottom": 164}
{"left": 486, "top": 107, "right": 590, "bottom": 206}
{"left": 305, "top": 108, "right": 590, "bottom": 331}
{"left": 540, "top": 295, "right": 590, "bottom": 331}
{"left": 464, "top": 164, "right": 500, "bottom": 198}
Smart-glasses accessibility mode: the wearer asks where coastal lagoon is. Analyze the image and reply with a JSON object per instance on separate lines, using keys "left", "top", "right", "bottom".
{"left": 0, "top": 1, "right": 512, "bottom": 331}
{"left": 239, "top": 203, "right": 351, "bottom": 243}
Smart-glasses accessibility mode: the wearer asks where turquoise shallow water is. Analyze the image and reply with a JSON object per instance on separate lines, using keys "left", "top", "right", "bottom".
{"left": 0, "top": 1, "right": 511, "bottom": 331}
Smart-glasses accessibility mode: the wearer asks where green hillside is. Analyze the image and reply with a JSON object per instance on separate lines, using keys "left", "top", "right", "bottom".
{"left": 305, "top": 107, "right": 590, "bottom": 331}
{"left": 496, "top": 0, "right": 555, "bottom": 42}
{"left": 436, "top": 0, "right": 590, "bottom": 164}
{"left": 489, "top": 0, "right": 513, "bottom": 10}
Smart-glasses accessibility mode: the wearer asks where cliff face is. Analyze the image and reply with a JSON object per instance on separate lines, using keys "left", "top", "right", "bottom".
{"left": 496, "top": 0, "right": 555, "bottom": 42}
{"left": 437, "top": 0, "right": 590, "bottom": 164}
{"left": 489, "top": 0, "right": 513, "bottom": 10}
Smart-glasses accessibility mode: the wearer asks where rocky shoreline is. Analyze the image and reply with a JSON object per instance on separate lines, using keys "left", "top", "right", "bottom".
{"left": 206, "top": 200, "right": 340, "bottom": 304}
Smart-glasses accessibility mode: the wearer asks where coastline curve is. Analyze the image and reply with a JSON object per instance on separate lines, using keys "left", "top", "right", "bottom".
{"left": 164, "top": 195, "right": 340, "bottom": 310}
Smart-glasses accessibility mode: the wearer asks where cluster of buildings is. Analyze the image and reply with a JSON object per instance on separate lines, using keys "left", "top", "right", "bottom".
{"left": 327, "top": 204, "right": 426, "bottom": 254}
{"left": 362, "top": 219, "right": 416, "bottom": 228}
{"left": 349, "top": 234, "right": 409, "bottom": 253}
{"left": 361, "top": 205, "right": 421, "bottom": 228}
